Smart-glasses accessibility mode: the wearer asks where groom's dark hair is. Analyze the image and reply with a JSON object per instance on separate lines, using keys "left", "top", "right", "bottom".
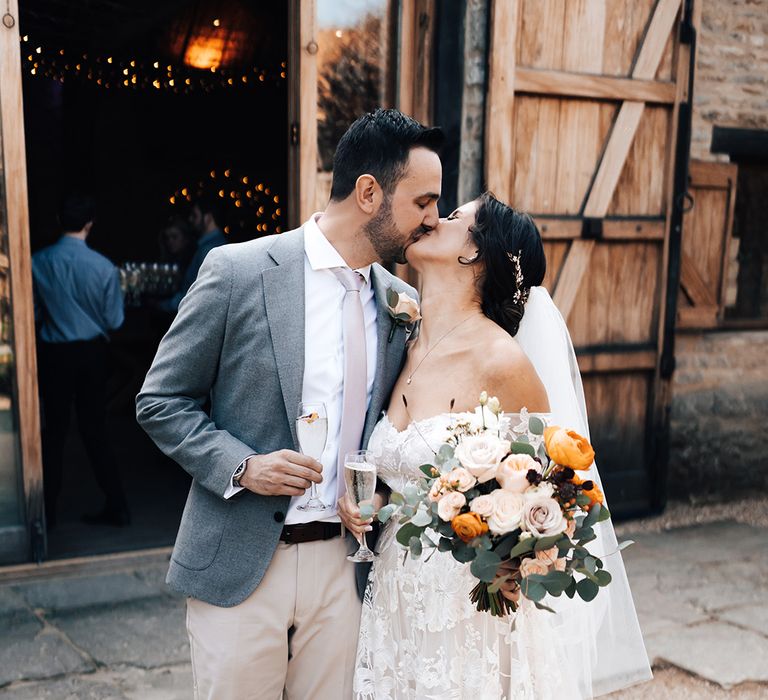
{"left": 329, "top": 109, "right": 443, "bottom": 202}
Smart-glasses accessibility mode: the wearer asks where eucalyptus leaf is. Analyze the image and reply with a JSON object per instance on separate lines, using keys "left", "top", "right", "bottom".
{"left": 564, "top": 577, "right": 577, "bottom": 599}
{"left": 533, "top": 601, "right": 556, "bottom": 613}
{"left": 528, "top": 416, "right": 545, "bottom": 435}
{"left": 584, "top": 556, "right": 597, "bottom": 574}
{"left": 576, "top": 578, "right": 599, "bottom": 602}
{"left": 419, "top": 464, "right": 436, "bottom": 478}
{"left": 438, "top": 537, "right": 453, "bottom": 552}
{"left": 390, "top": 492, "right": 405, "bottom": 506}
{"left": 492, "top": 530, "right": 521, "bottom": 559}
{"left": 437, "top": 443, "right": 455, "bottom": 464}
{"left": 409, "top": 536, "right": 422, "bottom": 558}
{"left": 395, "top": 312, "right": 413, "bottom": 322}
{"left": 597, "top": 504, "right": 612, "bottom": 522}
{"left": 618, "top": 540, "right": 635, "bottom": 551}
{"left": 508, "top": 537, "right": 536, "bottom": 559}
{"left": 583, "top": 504, "right": 601, "bottom": 529}
{"left": 386, "top": 288, "right": 400, "bottom": 307}
{"left": 470, "top": 549, "right": 502, "bottom": 583}
{"left": 520, "top": 578, "right": 546, "bottom": 602}
{"left": 377, "top": 504, "right": 396, "bottom": 523}
{"left": 410, "top": 507, "right": 434, "bottom": 527}
{"left": 534, "top": 534, "right": 563, "bottom": 551}
{"left": 595, "top": 569, "right": 612, "bottom": 586}
{"left": 537, "top": 442, "right": 548, "bottom": 462}
{"left": 437, "top": 520, "right": 455, "bottom": 537}
{"left": 488, "top": 574, "right": 509, "bottom": 594}
{"left": 359, "top": 503, "right": 374, "bottom": 520}
{"left": 575, "top": 494, "right": 591, "bottom": 507}
{"left": 396, "top": 523, "right": 424, "bottom": 548}
{"left": 510, "top": 441, "right": 536, "bottom": 457}
{"left": 451, "top": 539, "right": 477, "bottom": 563}
{"left": 575, "top": 567, "right": 599, "bottom": 584}
{"left": 402, "top": 484, "right": 420, "bottom": 506}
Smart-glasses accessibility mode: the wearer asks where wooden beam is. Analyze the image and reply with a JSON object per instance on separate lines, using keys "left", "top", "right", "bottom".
{"left": 484, "top": 0, "right": 519, "bottom": 201}
{"left": 298, "top": 0, "right": 317, "bottom": 223}
{"left": 0, "top": 0, "right": 44, "bottom": 540}
{"left": 535, "top": 218, "right": 665, "bottom": 241}
{"left": 514, "top": 68, "right": 676, "bottom": 104}
{"left": 677, "top": 305, "right": 718, "bottom": 329}
{"left": 688, "top": 160, "right": 738, "bottom": 189}
{"left": 576, "top": 350, "right": 658, "bottom": 373}
{"left": 552, "top": 240, "right": 596, "bottom": 321}
{"left": 583, "top": 0, "right": 682, "bottom": 218}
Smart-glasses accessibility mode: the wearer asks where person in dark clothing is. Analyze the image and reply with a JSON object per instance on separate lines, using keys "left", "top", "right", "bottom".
{"left": 163, "top": 196, "right": 227, "bottom": 312}
{"left": 32, "top": 194, "right": 128, "bottom": 528}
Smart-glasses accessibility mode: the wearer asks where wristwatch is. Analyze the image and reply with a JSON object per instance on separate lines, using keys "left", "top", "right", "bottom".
{"left": 232, "top": 461, "right": 247, "bottom": 488}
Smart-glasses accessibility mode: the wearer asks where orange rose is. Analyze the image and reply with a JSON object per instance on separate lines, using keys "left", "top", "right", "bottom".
{"left": 571, "top": 475, "right": 604, "bottom": 509}
{"left": 544, "top": 426, "right": 595, "bottom": 470}
{"left": 451, "top": 512, "right": 489, "bottom": 543}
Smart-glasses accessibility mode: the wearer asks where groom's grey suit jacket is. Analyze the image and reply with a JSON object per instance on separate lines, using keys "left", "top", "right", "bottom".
{"left": 136, "top": 227, "right": 415, "bottom": 607}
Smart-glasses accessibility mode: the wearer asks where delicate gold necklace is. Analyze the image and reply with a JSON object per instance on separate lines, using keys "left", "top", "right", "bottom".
{"left": 405, "top": 315, "right": 477, "bottom": 385}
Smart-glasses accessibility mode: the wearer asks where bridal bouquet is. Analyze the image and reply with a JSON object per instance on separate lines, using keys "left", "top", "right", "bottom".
{"left": 377, "top": 393, "right": 628, "bottom": 617}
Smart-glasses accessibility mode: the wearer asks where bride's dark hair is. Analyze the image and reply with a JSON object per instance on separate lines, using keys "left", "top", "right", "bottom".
{"left": 460, "top": 192, "right": 546, "bottom": 337}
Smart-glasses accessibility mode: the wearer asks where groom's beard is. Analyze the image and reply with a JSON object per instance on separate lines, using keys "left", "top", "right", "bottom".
{"left": 363, "top": 198, "right": 428, "bottom": 266}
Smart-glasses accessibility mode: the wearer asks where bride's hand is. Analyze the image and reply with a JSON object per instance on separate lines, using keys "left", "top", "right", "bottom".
{"left": 337, "top": 492, "right": 387, "bottom": 541}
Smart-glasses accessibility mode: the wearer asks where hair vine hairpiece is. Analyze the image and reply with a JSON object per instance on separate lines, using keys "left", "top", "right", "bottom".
{"left": 507, "top": 249, "right": 530, "bottom": 305}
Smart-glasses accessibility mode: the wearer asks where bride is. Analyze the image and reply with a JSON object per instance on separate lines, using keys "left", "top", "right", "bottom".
{"left": 339, "top": 192, "right": 651, "bottom": 699}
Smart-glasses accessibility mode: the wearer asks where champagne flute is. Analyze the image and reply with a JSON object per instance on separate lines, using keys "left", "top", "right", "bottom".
{"left": 296, "top": 402, "right": 329, "bottom": 512}
{"left": 344, "top": 450, "right": 377, "bottom": 562}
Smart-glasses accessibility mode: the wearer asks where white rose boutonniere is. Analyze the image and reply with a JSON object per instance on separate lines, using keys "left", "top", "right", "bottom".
{"left": 386, "top": 288, "right": 421, "bottom": 342}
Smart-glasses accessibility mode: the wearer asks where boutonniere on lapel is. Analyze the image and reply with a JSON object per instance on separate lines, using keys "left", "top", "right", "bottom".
{"left": 386, "top": 288, "right": 421, "bottom": 342}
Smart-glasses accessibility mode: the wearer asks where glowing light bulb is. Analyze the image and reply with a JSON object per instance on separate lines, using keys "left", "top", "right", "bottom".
{"left": 35, "top": 46, "right": 41, "bottom": 54}
{"left": 224, "top": 169, "right": 231, "bottom": 177}
{"left": 213, "top": 18, "right": 221, "bottom": 27}
{"left": 218, "top": 189, "right": 225, "bottom": 197}
{"left": 153, "top": 61, "right": 159, "bottom": 69}
{"left": 242, "top": 176, "right": 249, "bottom": 184}
{"left": 335, "top": 30, "right": 343, "bottom": 38}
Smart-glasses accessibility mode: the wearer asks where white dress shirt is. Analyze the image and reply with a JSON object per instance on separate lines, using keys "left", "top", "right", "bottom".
{"left": 225, "top": 214, "right": 378, "bottom": 525}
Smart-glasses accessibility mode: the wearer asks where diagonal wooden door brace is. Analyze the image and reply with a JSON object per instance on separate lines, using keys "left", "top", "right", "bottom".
{"left": 553, "top": 0, "right": 682, "bottom": 321}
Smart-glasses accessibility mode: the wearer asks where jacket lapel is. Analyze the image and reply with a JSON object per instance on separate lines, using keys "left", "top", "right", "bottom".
{"left": 363, "top": 266, "right": 407, "bottom": 445}
{"left": 263, "top": 228, "right": 306, "bottom": 450}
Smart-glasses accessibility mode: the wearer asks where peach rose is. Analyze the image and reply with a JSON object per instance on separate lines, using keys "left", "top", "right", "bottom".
{"left": 469, "top": 494, "right": 494, "bottom": 518}
{"left": 554, "top": 557, "right": 566, "bottom": 572}
{"left": 535, "top": 546, "right": 559, "bottom": 567}
{"left": 522, "top": 497, "right": 567, "bottom": 537}
{"left": 487, "top": 490, "right": 525, "bottom": 535}
{"left": 445, "top": 467, "right": 477, "bottom": 493}
{"left": 519, "top": 557, "right": 549, "bottom": 578}
{"left": 565, "top": 518, "right": 577, "bottom": 539}
{"left": 389, "top": 292, "right": 421, "bottom": 322}
{"left": 428, "top": 477, "right": 447, "bottom": 503}
{"left": 497, "top": 454, "right": 541, "bottom": 493}
{"left": 437, "top": 491, "right": 466, "bottom": 522}
{"left": 451, "top": 512, "right": 489, "bottom": 543}
{"left": 454, "top": 433, "right": 510, "bottom": 483}
{"left": 543, "top": 426, "right": 595, "bottom": 470}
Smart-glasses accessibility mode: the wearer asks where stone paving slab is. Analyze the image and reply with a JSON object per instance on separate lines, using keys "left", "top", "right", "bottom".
{"left": 0, "top": 615, "right": 94, "bottom": 687}
{"left": 49, "top": 597, "right": 189, "bottom": 669}
{"left": 0, "top": 587, "right": 29, "bottom": 619}
{"left": 0, "top": 665, "right": 192, "bottom": 700}
{"left": 716, "top": 605, "right": 768, "bottom": 638}
{"left": 609, "top": 666, "right": 768, "bottom": 699}
{"left": 11, "top": 573, "right": 161, "bottom": 613}
{"left": 643, "top": 621, "right": 768, "bottom": 688}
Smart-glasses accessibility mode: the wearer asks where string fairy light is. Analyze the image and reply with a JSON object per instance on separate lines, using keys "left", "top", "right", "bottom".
{"left": 20, "top": 35, "right": 287, "bottom": 93}
{"left": 168, "top": 168, "right": 283, "bottom": 236}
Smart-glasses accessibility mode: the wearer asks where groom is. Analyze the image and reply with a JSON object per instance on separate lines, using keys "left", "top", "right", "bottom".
{"left": 136, "top": 109, "right": 442, "bottom": 699}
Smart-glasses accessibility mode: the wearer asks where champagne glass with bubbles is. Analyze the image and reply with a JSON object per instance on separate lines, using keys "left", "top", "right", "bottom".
{"left": 344, "top": 450, "right": 377, "bottom": 562}
{"left": 296, "top": 402, "right": 329, "bottom": 512}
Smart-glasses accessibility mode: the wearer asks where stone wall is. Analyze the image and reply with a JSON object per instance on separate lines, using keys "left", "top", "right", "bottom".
{"left": 669, "top": 331, "right": 768, "bottom": 499}
{"left": 691, "top": 0, "right": 768, "bottom": 161}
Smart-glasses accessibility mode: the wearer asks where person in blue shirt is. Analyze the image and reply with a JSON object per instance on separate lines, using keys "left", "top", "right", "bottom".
{"left": 162, "top": 196, "right": 227, "bottom": 312}
{"left": 33, "top": 194, "right": 128, "bottom": 529}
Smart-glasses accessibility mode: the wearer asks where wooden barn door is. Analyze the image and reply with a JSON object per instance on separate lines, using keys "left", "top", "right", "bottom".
{"left": 486, "top": 0, "right": 696, "bottom": 515}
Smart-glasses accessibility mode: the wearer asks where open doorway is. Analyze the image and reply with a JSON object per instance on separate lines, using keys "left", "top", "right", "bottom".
{"left": 20, "top": 0, "right": 288, "bottom": 558}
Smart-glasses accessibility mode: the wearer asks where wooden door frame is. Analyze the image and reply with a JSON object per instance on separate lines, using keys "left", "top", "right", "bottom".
{"left": 0, "top": 0, "right": 44, "bottom": 559}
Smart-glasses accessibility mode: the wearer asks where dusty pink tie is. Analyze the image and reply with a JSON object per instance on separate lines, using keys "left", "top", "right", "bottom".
{"left": 332, "top": 267, "right": 368, "bottom": 501}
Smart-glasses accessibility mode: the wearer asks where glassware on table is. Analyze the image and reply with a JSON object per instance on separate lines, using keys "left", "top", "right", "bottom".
{"left": 344, "top": 449, "right": 377, "bottom": 562}
{"left": 296, "top": 402, "right": 329, "bottom": 512}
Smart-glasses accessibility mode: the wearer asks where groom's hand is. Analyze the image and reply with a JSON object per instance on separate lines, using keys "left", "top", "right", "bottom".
{"left": 239, "top": 451, "right": 323, "bottom": 497}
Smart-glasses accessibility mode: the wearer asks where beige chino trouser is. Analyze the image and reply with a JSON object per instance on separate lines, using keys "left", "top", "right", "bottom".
{"left": 186, "top": 537, "right": 361, "bottom": 700}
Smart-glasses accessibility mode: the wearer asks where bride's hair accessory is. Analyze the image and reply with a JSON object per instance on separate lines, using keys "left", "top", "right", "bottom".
{"left": 507, "top": 250, "right": 530, "bottom": 307}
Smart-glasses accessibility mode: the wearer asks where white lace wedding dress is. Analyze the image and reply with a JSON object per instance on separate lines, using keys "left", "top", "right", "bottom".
{"left": 353, "top": 414, "right": 576, "bottom": 700}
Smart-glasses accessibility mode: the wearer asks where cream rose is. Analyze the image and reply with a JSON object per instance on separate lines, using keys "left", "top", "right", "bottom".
{"left": 445, "top": 467, "right": 477, "bottom": 493}
{"left": 389, "top": 292, "right": 421, "bottom": 322}
{"left": 519, "top": 557, "right": 549, "bottom": 578}
{"left": 522, "top": 497, "right": 567, "bottom": 537}
{"left": 437, "top": 491, "right": 466, "bottom": 522}
{"left": 469, "top": 494, "right": 494, "bottom": 518}
{"left": 486, "top": 490, "right": 525, "bottom": 535}
{"left": 454, "top": 433, "right": 510, "bottom": 483}
{"left": 428, "top": 477, "right": 447, "bottom": 503}
{"left": 497, "top": 454, "right": 541, "bottom": 493}
{"left": 524, "top": 481, "right": 555, "bottom": 500}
